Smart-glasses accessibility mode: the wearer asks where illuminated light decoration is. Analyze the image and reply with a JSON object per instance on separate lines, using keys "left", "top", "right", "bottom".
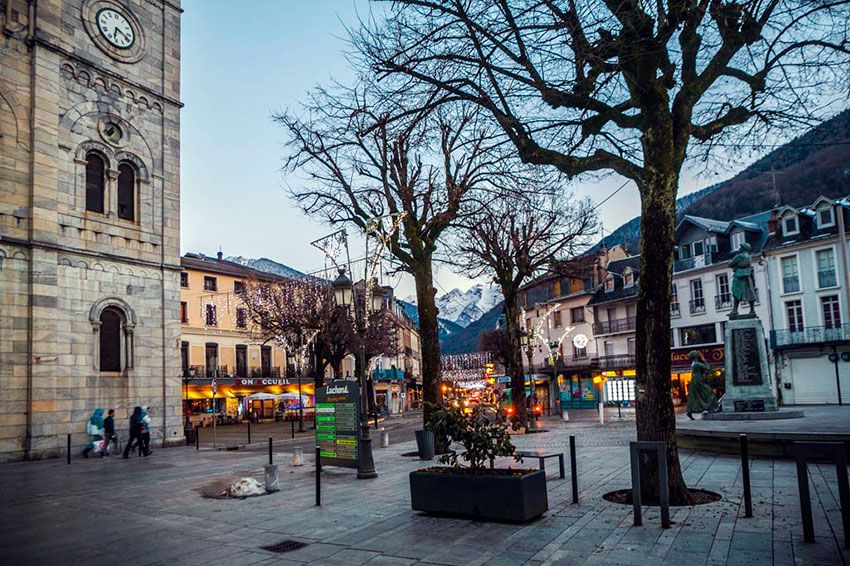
{"left": 592, "top": 375, "right": 606, "bottom": 384}
{"left": 310, "top": 229, "right": 348, "bottom": 271}
{"left": 529, "top": 303, "right": 576, "bottom": 366}
{"left": 441, "top": 352, "right": 495, "bottom": 383}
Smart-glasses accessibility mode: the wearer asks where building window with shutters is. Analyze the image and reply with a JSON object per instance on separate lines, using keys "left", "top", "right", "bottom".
{"left": 85, "top": 152, "right": 106, "bottom": 213}
{"left": 180, "top": 301, "right": 188, "bottom": 323}
{"left": 236, "top": 307, "right": 247, "bottom": 328}
{"left": 204, "top": 276, "right": 217, "bottom": 291}
{"left": 180, "top": 272, "right": 189, "bottom": 287}
{"left": 117, "top": 162, "right": 136, "bottom": 221}
{"left": 781, "top": 256, "right": 800, "bottom": 293}
{"left": 553, "top": 310, "right": 562, "bottom": 328}
{"left": 205, "top": 304, "right": 217, "bottom": 326}
{"left": 786, "top": 300, "right": 804, "bottom": 332}
{"left": 234, "top": 281, "right": 245, "bottom": 294}
{"left": 570, "top": 307, "right": 584, "bottom": 323}
{"left": 821, "top": 295, "right": 841, "bottom": 329}
{"left": 815, "top": 249, "right": 837, "bottom": 288}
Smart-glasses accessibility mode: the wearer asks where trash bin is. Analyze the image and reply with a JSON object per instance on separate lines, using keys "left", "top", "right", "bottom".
{"left": 414, "top": 430, "right": 434, "bottom": 460}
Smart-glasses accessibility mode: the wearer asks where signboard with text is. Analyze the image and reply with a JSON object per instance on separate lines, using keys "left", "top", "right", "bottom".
{"left": 315, "top": 380, "right": 360, "bottom": 469}
{"left": 235, "top": 378, "right": 290, "bottom": 387}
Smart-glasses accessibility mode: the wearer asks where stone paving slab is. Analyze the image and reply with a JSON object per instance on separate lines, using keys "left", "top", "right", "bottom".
{"left": 0, "top": 414, "right": 848, "bottom": 565}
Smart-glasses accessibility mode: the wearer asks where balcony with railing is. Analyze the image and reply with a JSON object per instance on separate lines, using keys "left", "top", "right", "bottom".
{"left": 204, "top": 365, "right": 228, "bottom": 378}
{"left": 594, "top": 354, "right": 636, "bottom": 369}
{"left": 770, "top": 323, "right": 850, "bottom": 349}
{"left": 818, "top": 270, "right": 837, "bottom": 288}
{"left": 715, "top": 288, "right": 760, "bottom": 311}
{"left": 689, "top": 299, "right": 706, "bottom": 315}
{"left": 674, "top": 252, "right": 714, "bottom": 273}
{"left": 592, "top": 317, "right": 636, "bottom": 335}
{"left": 249, "top": 366, "right": 282, "bottom": 378}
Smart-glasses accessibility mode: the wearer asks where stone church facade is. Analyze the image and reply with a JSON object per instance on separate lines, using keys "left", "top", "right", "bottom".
{"left": 0, "top": 0, "right": 183, "bottom": 461}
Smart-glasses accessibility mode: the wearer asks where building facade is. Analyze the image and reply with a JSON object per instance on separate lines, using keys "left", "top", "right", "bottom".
{"left": 370, "top": 290, "right": 422, "bottom": 415}
{"left": 765, "top": 197, "right": 850, "bottom": 405}
{"left": 0, "top": 0, "right": 183, "bottom": 461}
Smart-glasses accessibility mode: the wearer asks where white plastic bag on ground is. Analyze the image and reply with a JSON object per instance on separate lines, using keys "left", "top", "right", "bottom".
{"left": 222, "top": 477, "right": 266, "bottom": 498}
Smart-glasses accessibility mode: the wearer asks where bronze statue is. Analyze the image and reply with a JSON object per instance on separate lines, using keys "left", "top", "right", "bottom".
{"left": 686, "top": 350, "right": 717, "bottom": 419}
{"left": 728, "top": 242, "right": 757, "bottom": 317}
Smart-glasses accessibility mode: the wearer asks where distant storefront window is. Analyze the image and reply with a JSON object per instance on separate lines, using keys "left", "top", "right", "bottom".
{"left": 679, "top": 324, "right": 717, "bottom": 346}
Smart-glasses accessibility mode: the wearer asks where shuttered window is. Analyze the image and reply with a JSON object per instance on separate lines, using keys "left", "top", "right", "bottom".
{"left": 85, "top": 152, "right": 105, "bottom": 213}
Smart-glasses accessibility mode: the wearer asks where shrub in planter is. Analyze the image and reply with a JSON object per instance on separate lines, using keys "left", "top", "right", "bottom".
{"left": 409, "top": 404, "right": 548, "bottom": 522}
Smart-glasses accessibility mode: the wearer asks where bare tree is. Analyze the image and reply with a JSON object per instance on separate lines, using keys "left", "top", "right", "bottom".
{"left": 359, "top": 0, "right": 850, "bottom": 503}
{"left": 451, "top": 192, "right": 596, "bottom": 427}
{"left": 277, "top": 88, "right": 506, "bottom": 431}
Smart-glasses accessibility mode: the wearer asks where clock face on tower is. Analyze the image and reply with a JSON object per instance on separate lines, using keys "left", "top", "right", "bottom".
{"left": 96, "top": 8, "right": 135, "bottom": 49}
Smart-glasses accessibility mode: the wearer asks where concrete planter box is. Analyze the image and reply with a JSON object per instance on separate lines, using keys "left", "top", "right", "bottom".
{"left": 409, "top": 468, "right": 548, "bottom": 522}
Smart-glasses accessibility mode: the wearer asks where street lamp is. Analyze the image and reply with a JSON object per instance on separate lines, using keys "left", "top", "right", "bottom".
{"left": 332, "top": 266, "right": 378, "bottom": 479}
{"left": 183, "top": 366, "right": 197, "bottom": 441}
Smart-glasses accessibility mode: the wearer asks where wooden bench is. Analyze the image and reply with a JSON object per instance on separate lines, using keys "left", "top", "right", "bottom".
{"left": 515, "top": 450, "right": 565, "bottom": 478}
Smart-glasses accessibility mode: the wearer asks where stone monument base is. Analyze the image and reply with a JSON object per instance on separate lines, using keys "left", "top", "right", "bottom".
{"left": 721, "top": 316, "right": 780, "bottom": 414}
{"left": 704, "top": 408, "right": 804, "bottom": 421}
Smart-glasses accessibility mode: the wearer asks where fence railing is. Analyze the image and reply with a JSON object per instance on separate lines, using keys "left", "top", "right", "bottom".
{"left": 770, "top": 323, "right": 850, "bottom": 349}
{"left": 592, "top": 317, "right": 636, "bottom": 335}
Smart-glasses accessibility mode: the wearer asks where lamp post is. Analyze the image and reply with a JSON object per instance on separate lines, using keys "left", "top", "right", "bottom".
{"left": 332, "top": 266, "right": 378, "bottom": 479}
{"left": 183, "top": 366, "right": 196, "bottom": 441}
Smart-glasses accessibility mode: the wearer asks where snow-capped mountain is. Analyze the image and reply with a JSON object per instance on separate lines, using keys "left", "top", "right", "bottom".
{"left": 405, "top": 284, "right": 502, "bottom": 328}
{"left": 226, "top": 256, "right": 308, "bottom": 279}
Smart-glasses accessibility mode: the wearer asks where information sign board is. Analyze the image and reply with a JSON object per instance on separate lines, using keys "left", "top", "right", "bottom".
{"left": 315, "top": 380, "right": 360, "bottom": 469}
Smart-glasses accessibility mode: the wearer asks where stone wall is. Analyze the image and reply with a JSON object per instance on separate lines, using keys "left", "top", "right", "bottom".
{"left": 0, "top": 0, "right": 183, "bottom": 461}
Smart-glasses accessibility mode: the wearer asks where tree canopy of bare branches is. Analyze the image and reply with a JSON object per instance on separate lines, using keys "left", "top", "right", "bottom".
{"left": 450, "top": 191, "right": 596, "bottom": 426}
{"left": 357, "top": 0, "right": 850, "bottom": 503}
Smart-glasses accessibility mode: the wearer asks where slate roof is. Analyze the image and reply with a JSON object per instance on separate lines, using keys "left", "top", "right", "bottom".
{"left": 763, "top": 198, "right": 850, "bottom": 252}
{"left": 587, "top": 255, "right": 641, "bottom": 307}
{"left": 181, "top": 253, "right": 286, "bottom": 282}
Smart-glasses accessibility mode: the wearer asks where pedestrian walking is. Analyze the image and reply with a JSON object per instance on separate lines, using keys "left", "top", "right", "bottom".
{"left": 140, "top": 406, "right": 152, "bottom": 456}
{"left": 122, "top": 406, "right": 143, "bottom": 459}
{"left": 82, "top": 408, "right": 104, "bottom": 458}
{"left": 102, "top": 409, "right": 117, "bottom": 456}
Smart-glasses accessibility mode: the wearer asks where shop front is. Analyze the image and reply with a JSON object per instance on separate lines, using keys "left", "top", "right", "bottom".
{"left": 183, "top": 376, "right": 317, "bottom": 425}
{"left": 558, "top": 371, "right": 598, "bottom": 409}
{"left": 670, "top": 346, "right": 725, "bottom": 406}
{"left": 372, "top": 368, "right": 408, "bottom": 415}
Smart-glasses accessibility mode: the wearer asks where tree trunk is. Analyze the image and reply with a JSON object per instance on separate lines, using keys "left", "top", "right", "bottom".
{"left": 412, "top": 256, "right": 443, "bottom": 431}
{"left": 635, "top": 170, "right": 692, "bottom": 505}
{"left": 502, "top": 289, "right": 527, "bottom": 428}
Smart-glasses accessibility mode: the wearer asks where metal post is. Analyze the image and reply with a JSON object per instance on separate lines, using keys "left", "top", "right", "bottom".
{"left": 291, "top": 417, "right": 295, "bottom": 440}
{"left": 739, "top": 434, "right": 753, "bottom": 518}
{"left": 832, "top": 347, "right": 844, "bottom": 406}
{"left": 374, "top": 413, "right": 379, "bottom": 430}
{"left": 794, "top": 446, "right": 815, "bottom": 543}
{"left": 570, "top": 435, "right": 578, "bottom": 504}
{"left": 248, "top": 420, "right": 251, "bottom": 445}
{"left": 195, "top": 425, "right": 199, "bottom": 450}
{"left": 67, "top": 433, "right": 71, "bottom": 464}
{"left": 629, "top": 443, "right": 642, "bottom": 527}
{"left": 268, "top": 437, "right": 273, "bottom": 466}
{"left": 315, "top": 445, "right": 322, "bottom": 506}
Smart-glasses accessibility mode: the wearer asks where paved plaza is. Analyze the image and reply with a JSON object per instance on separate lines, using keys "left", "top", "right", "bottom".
{"left": 1, "top": 410, "right": 848, "bottom": 565}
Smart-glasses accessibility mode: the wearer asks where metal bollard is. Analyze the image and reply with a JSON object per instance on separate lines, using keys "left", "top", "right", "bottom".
{"left": 374, "top": 413, "right": 379, "bottom": 430}
{"left": 248, "top": 421, "right": 251, "bottom": 445}
{"left": 291, "top": 418, "right": 295, "bottom": 440}
{"left": 562, "top": 410, "right": 569, "bottom": 422}
{"left": 268, "top": 437, "right": 273, "bottom": 466}
{"left": 315, "top": 446, "right": 322, "bottom": 506}
{"left": 570, "top": 435, "right": 578, "bottom": 504}
{"left": 293, "top": 446, "right": 303, "bottom": 466}
{"left": 195, "top": 426, "right": 199, "bottom": 450}
{"left": 739, "top": 434, "right": 753, "bottom": 518}
{"left": 67, "top": 433, "right": 71, "bottom": 464}
{"left": 381, "top": 428, "right": 389, "bottom": 448}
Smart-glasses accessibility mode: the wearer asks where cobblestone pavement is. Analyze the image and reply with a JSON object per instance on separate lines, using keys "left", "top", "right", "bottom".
{"left": 1, "top": 411, "right": 847, "bottom": 565}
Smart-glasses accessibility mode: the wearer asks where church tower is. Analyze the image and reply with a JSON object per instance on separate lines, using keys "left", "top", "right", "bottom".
{"left": 0, "top": 0, "right": 183, "bottom": 460}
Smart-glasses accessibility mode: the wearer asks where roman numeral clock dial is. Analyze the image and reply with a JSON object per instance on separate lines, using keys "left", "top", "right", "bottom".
{"left": 96, "top": 8, "right": 135, "bottom": 49}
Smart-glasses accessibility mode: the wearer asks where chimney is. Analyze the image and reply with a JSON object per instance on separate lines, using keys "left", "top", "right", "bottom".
{"left": 217, "top": 250, "right": 223, "bottom": 261}
{"left": 767, "top": 209, "right": 778, "bottom": 235}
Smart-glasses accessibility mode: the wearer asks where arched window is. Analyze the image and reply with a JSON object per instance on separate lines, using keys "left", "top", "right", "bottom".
{"left": 85, "top": 152, "right": 105, "bottom": 213}
{"left": 99, "top": 307, "right": 123, "bottom": 372}
{"left": 117, "top": 162, "right": 135, "bottom": 221}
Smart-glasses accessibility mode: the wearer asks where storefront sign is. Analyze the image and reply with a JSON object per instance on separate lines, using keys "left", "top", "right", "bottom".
{"left": 315, "top": 380, "right": 360, "bottom": 469}
{"left": 235, "top": 378, "right": 290, "bottom": 387}
{"left": 497, "top": 376, "right": 511, "bottom": 383}
{"left": 572, "top": 333, "right": 589, "bottom": 349}
{"left": 670, "top": 346, "right": 724, "bottom": 369}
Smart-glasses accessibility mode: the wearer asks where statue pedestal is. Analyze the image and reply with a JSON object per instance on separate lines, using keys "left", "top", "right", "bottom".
{"left": 719, "top": 316, "right": 777, "bottom": 414}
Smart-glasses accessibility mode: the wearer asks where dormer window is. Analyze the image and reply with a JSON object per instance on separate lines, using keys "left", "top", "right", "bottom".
{"left": 604, "top": 275, "right": 615, "bottom": 292}
{"left": 731, "top": 231, "right": 746, "bottom": 250}
{"left": 783, "top": 215, "right": 799, "bottom": 236}
{"left": 692, "top": 240, "right": 704, "bottom": 257}
{"left": 623, "top": 269, "right": 635, "bottom": 287}
{"left": 817, "top": 207, "right": 835, "bottom": 229}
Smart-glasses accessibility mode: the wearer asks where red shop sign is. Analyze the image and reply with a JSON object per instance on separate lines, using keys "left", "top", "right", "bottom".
{"left": 671, "top": 346, "right": 724, "bottom": 369}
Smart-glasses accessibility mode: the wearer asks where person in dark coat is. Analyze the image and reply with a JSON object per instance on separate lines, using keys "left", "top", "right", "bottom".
{"left": 102, "top": 409, "right": 117, "bottom": 456}
{"left": 122, "top": 406, "right": 143, "bottom": 459}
